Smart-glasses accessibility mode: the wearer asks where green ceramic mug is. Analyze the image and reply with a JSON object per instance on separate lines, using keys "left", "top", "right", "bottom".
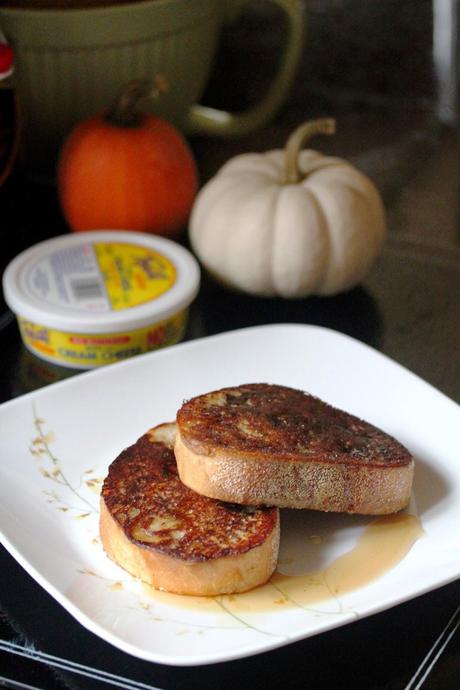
{"left": 0, "top": 0, "right": 304, "bottom": 179}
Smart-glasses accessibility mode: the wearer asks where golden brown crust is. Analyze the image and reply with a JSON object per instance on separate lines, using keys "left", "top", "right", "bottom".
{"left": 176, "top": 384, "right": 412, "bottom": 468}
{"left": 175, "top": 384, "right": 414, "bottom": 513}
{"left": 99, "top": 422, "right": 280, "bottom": 595}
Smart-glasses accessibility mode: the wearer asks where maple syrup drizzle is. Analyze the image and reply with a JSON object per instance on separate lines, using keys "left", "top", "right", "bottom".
{"left": 142, "top": 513, "right": 424, "bottom": 614}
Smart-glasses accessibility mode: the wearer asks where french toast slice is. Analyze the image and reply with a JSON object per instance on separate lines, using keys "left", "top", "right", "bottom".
{"left": 99, "top": 422, "right": 279, "bottom": 596}
{"left": 175, "top": 383, "right": 414, "bottom": 514}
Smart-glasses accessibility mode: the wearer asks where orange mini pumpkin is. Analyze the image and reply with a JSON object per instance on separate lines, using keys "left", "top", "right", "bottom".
{"left": 57, "top": 80, "right": 198, "bottom": 238}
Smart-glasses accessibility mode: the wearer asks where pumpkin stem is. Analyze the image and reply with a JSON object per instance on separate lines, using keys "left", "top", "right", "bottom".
{"left": 282, "top": 118, "right": 336, "bottom": 184}
{"left": 106, "top": 75, "right": 168, "bottom": 127}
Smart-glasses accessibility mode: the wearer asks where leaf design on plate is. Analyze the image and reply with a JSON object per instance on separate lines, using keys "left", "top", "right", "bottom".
{"left": 30, "top": 404, "right": 98, "bottom": 516}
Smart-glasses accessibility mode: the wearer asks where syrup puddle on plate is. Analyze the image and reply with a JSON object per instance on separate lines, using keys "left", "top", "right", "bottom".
{"left": 142, "top": 513, "right": 424, "bottom": 614}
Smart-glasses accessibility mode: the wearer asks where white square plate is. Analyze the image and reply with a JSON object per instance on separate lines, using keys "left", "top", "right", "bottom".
{"left": 1, "top": 324, "right": 459, "bottom": 666}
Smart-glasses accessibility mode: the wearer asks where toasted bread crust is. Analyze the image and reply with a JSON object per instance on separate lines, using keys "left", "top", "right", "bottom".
{"left": 100, "top": 422, "right": 279, "bottom": 595}
{"left": 175, "top": 384, "right": 414, "bottom": 513}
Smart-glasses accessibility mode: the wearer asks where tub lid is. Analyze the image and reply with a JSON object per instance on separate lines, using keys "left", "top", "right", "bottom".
{"left": 3, "top": 231, "right": 200, "bottom": 334}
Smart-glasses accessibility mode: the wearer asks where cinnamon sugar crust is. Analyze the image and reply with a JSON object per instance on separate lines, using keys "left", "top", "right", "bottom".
{"left": 177, "top": 384, "right": 412, "bottom": 468}
{"left": 175, "top": 384, "right": 414, "bottom": 513}
{"left": 101, "top": 424, "right": 277, "bottom": 561}
{"left": 99, "top": 422, "right": 280, "bottom": 595}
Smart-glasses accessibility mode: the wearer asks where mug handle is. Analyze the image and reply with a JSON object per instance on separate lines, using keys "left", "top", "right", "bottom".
{"left": 185, "top": 0, "right": 304, "bottom": 137}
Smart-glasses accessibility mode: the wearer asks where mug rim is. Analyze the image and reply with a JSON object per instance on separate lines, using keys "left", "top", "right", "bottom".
{"left": 0, "top": 0, "right": 221, "bottom": 46}
{"left": 0, "top": 0, "right": 217, "bottom": 19}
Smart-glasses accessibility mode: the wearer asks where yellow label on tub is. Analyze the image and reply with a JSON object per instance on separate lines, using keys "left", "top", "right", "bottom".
{"left": 94, "top": 243, "right": 176, "bottom": 311}
{"left": 18, "top": 311, "right": 187, "bottom": 368}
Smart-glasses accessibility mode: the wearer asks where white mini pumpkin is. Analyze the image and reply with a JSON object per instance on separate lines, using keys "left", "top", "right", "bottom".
{"left": 189, "top": 119, "right": 386, "bottom": 297}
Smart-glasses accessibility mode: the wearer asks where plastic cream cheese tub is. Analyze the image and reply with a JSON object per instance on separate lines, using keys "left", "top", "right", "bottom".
{"left": 3, "top": 231, "right": 200, "bottom": 369}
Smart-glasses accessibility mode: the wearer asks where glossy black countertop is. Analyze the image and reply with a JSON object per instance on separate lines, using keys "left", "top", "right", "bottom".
{"left": 1, "top": 2, "right": 460, "bottom": 688}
